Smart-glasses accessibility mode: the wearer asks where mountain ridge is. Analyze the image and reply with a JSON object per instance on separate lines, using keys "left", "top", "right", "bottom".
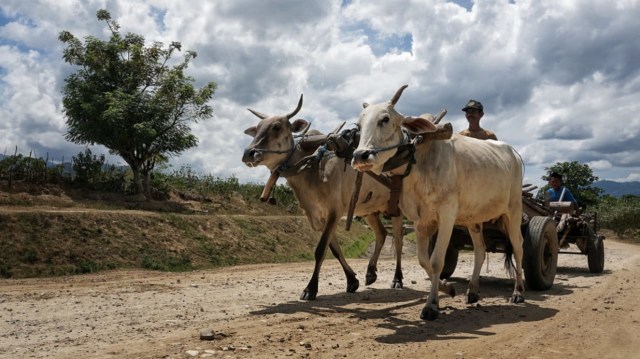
{"left": 595, "top": 180, "right": 640, "bottom": 197}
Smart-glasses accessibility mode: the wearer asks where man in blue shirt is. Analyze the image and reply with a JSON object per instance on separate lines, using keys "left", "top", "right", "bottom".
{"left": 546, "top": 172, "right": 578, "bottom": 209}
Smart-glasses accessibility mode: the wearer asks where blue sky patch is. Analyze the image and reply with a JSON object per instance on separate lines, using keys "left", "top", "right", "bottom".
{"left": 149, "top": 6, "right": 167, "bottom": 32}
{"left": 0, "top": 12, "right": 39, "bottom": 53}
{"left": 343, "top": 20, "right": 412, "bottom": 56}
{"left": 450, "top": 0, "right": 474, "bottom": 11}
{"left": 0, "top": 9, "right": 12, "bottom": 26}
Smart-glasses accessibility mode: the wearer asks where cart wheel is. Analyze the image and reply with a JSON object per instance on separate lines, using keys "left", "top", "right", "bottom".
{"left": 587, "top": 234, "right": 605, "bottom": 274}
{"left": 523, "top": 216, "right": 558, "bottom": 290}
{"left": 428, "top": 236, "right": 459, "bottom": 279}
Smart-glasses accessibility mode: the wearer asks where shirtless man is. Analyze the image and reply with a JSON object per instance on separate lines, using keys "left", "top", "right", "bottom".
{"left": 459, "top": 99, "right": 497, "bottom": 140}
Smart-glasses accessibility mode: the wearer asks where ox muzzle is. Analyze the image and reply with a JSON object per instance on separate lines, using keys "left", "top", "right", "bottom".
{"left": 242, "top": 148, "right": 264, "bottom": 167}
{"left": 351, "top": 149, "right": 377, "bottom": 171}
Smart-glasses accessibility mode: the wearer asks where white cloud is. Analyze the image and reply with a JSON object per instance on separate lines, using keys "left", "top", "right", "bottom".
{"left": 1, "top": 0, "right": 639, "bottom": 184}
{"left": 620, "top": 173, "right": 640, "bottom": 182}
{"left": 588, "top": 160, "right": 613, "bottom": 171}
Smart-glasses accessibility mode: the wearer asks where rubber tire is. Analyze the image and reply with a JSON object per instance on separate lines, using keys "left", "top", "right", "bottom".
{"left": 587, "top": 234, "right": 605, "bottom": 274}
{"left": 428, "top": 236, "right": 459, "bottom": 279}
{"left": 523, "top": 216, "right": 558, "bottom": 290}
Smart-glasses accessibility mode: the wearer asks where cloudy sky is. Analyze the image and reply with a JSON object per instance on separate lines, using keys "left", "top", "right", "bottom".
{"left": 1, "top": 0, "right": 639, "bottom": 189}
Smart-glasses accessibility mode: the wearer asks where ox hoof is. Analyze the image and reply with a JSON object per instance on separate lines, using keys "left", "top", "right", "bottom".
{"left": 510, "top": 294, "right": 525, "bottom": 304}
{"left": 444, "top": 283, "right": 456, "bottom": 298}
{"left": 346, "top": 279, "right": 360, "bottom": 293}
{"left": 391, "top": 279, "right": 403, "bottom": 289}
{"left": 365, "top": 271, "right": 377, "bottom": 286}
{"left": 467, "top": 292, "right": 480, "bottom": 304}
{"left": 420, "top": 305, "right": 440, "bottom": 321}
{"left": 300, "top": 289, "right": 317, "bottom": 301}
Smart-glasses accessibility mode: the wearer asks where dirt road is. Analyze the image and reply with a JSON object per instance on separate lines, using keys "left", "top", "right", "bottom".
{"left": 1, "top": 236, "right": 639, "bottom": 359}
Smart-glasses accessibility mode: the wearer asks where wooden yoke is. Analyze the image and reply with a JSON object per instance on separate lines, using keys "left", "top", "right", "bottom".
{"left": 345, "top": 171, "right": 363, "bottom": 230}
{"left": 260, "top": 171, "right": 280, "bottom": 203}
{"left": 384, "top": 175, "right": 403, "bottom": 217}
{"left": 414, "top": 123, "right": 453, "bottom": 144}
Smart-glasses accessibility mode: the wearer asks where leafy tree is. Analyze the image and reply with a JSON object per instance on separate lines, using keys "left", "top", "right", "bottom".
{"left": 72, "top": 148, "right": 106, "bottom": 185}
{"left": 538, "top": 161, "right": 604, "bottom": 208}
{"left": 59, "top": 9, "right": 216, "bottom": 197}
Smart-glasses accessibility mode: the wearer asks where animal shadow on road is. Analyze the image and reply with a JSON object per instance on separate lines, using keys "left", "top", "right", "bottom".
{"left": 250, "top": 286, "right": 426, "bottom": 319}
{"left": 250, "top": 276, "right": 567, "bottom": 345}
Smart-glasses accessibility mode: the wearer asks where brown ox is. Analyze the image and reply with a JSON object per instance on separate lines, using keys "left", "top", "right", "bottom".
{"left": 351, "top": 85, "right": 525, "bottom": 320}
{"left": 242, "top": 95, "right": 405, "bottom": 300}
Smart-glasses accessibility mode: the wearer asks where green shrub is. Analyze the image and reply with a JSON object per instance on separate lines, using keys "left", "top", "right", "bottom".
{"left": 141, "top": 250, "right": 193, "bottom": 271}
{"left": 594, "top": 195, "right": 640, "bottom": 238}
{"left": 150, "top": 164, "right": 298, "bottom": 211}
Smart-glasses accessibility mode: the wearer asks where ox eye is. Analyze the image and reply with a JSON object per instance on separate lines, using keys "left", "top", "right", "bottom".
{"left": 272, "top": 124, "right": 281, "bottom": 132}
{"left": 378, "top": 116, "right": 390, "bottom": 127}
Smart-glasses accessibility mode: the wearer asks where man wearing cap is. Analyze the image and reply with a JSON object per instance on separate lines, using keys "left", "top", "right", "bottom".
{"left": 459, "top": 99, "right": 498, "bottom": 140}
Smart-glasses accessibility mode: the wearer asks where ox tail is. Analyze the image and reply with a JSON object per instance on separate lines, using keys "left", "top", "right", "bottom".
{"left": 503, "top": 239, "right": 516, "bottom": 278}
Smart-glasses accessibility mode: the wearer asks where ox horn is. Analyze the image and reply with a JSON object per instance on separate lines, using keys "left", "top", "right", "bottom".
{"left": 247, "top": 108, "right": 269, "bottom": 120}
{"left": 286, "top": 94, "right": 304, "bottom": 120}
{"left": 390, "top": 84, "right": 409, "bottom": 106}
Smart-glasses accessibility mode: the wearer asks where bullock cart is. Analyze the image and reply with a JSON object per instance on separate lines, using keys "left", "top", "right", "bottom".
{"left": 436, "top": 185, "right": 605, "bottom": 290}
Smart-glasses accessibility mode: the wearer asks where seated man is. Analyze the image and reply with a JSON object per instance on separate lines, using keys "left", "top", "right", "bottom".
{"left": 546, "top": 172, "right": 578, "bottom": 208}
{"left": 546, "top": 172, "right": 578, "bottom": 236}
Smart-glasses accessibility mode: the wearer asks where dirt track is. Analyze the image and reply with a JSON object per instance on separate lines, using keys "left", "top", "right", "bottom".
{"left": 1, "top": 236, "right": 639, "bottom": 359}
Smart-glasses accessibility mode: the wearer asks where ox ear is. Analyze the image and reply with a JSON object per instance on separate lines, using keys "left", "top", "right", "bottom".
{"left": 291, "top": 119, "right": 310, "bottom": 133}
{"left": 362, "top": 102, "right": 369, "bottom": 108}
{"left": 401, "top": 116, "right": 437, "bottom": 135}
{"left": 244, "top": 126, "right": 258, "bottom": 137}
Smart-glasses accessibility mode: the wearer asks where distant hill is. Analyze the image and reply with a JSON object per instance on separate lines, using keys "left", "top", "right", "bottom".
{"left": 594, "top": 180, "right": 640, "bottom": 197}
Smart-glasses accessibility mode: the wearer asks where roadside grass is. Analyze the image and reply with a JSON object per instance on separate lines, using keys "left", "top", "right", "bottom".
{"left": 0, "top": 210, "right": 374, "bottom": 279}
{"left": 595, "top": 196, "right": 640, "bottom": 240}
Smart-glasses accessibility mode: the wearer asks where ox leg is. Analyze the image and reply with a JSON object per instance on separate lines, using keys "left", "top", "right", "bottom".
{"left": 415, "top": 222, "right": 455, "bottom": 321}
{"left": 363, "top": 214, "right": 387, "bottom": 286}
{"left": 328, "top": 233, "right": 360, "bottom": 294}
{"left": 466, "top": 224, "right": 486, "bottom": 304}
{"left": 301, "top": 212, "right": 354, "bottom": 300}
{"left": 504, "top": 214, "right": 525, "bottom": 304}
{"left": 390, "top": 215, "right": 404, "bottom": 289}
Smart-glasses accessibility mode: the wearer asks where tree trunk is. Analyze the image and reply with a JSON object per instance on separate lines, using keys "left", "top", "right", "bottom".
{"left": 141, "top": 170, "right": 152, "bottom": 199}
{"left": 125, "top": 161, "right": 145, "bottom": 197}
{"left": 122, "top": 156, "right": 150, "bottom": 200}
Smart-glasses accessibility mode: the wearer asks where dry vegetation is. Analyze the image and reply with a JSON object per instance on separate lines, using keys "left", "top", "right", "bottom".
{"left": 0, "top": 182, "right": 374, "bottom": 279}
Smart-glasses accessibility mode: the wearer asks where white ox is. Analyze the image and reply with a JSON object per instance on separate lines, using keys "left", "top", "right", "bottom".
{"left": 242, "top": 95, "right": 406, "bottom": 300}
{"left": 351, "top": 85, "right": 525, "bottom": 320}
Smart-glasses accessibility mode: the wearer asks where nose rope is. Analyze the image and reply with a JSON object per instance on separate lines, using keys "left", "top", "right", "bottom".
{"left": 250, "top": 120, "right": 313, "bottom": 166}
{"left": 247, "top": 136, "right": 296, "bottom": 173}
{"left": 276, "top": 140, "right": 298, "bottom": 174}
{"left": 362, "top": 130, "right": 411, "bottom": 156}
